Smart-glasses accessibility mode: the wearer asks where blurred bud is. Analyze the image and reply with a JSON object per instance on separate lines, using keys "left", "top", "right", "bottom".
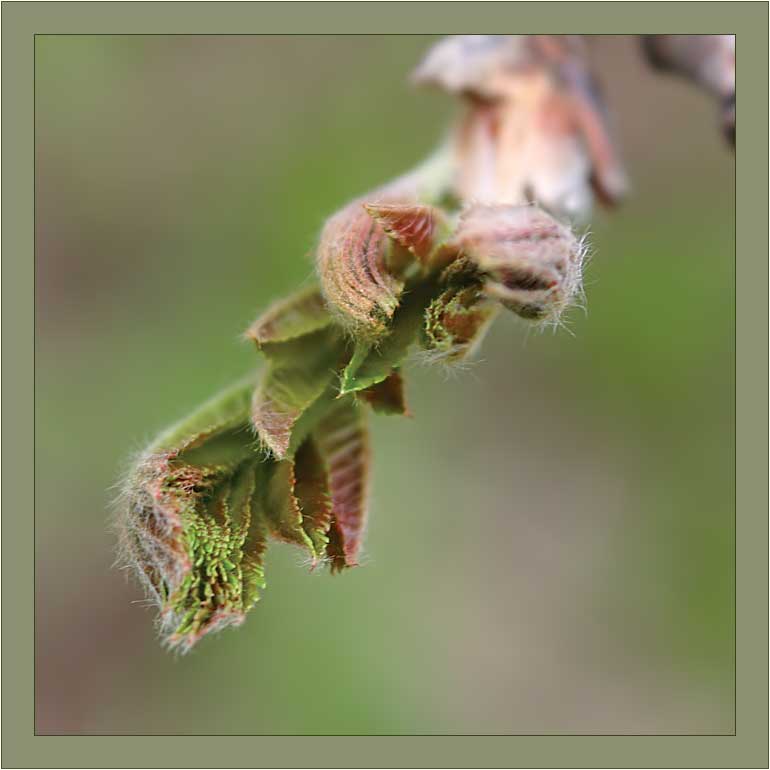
{"left": 414, "top": 35, "right": 628, "bottom": 222}
{"left": 412, "top": 34, "right": 530, "bottom": 99}
{"left": 453, "top": 203, "right": 584, "bottom": 322}
{"left": 641, "top": 35, "right": 735, "bottom": 147}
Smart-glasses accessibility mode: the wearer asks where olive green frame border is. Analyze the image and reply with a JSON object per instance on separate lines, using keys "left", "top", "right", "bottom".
{"left": 5, "top": 2, "right": 766, "bottom": 767}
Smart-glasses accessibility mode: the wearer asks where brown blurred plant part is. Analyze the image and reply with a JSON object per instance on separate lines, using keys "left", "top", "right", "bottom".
{"left": 641, "top": 35, "right": 736, "bottom": 146}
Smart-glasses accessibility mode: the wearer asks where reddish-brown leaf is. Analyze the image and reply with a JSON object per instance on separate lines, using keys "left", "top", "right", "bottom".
{"left": 313, "top": 398, "right": 370, "bottom": 572}
{"left": 358, "top": 371, "right": 410, "bottom": 416}
{"left": 364, "top": 202, "right": 448, "bottom": 263}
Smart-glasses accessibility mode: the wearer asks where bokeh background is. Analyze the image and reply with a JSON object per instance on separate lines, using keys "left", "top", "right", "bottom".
{"left": 35, "top": 35, "right": 734, "bottom": 735}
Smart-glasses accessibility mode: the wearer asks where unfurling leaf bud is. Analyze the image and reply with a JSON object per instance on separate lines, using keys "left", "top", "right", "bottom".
{"left": 119, "top": 34, "right": 733, "bottom": 654}
{"left": 117, "top": 375, "right": 373, "bottom": 651}
{"left": 453, "top": 204, "right": 585, "bottom": 323}
{"left": 641, "top": 35, "right": 735, "bottom": 147}
{"left": 316, "top": 172, "right": 456, "bottom": 339}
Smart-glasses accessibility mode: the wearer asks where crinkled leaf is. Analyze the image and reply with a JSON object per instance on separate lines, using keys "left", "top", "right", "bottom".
{"left": 423, "top": 285, "right": 499, "bottom": 362}
{"left": 229, "top": 462, "right": 267, "bottom": 610}
{"left": 245, "top": 285, "right": 332, "bottom": 348}
{"left": 313, "top": 397, "right": 370, "bottom": 572}
{"left": 163, "top": 455, "right": 274, "bottom": 651}
{"left": 118, "top": 378, "right": 280, "bottom": 652}
{"left": 121, "top": 375, "right": 367, "bottom": 650}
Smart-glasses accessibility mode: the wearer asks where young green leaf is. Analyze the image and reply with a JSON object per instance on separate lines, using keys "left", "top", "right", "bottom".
{"left": 150, "top": 376, "right": 256, "bottom": 454}
{"left": 245, "top": 286, "right": 332, "bottom": 348}
{"left": 251, "top": 327, "right": 345, "bottom": 458}
{"left": 264, "top": 459, "right": 315, "bottom": 552}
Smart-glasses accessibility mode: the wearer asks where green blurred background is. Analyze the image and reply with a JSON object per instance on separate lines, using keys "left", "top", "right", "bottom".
{"left": 35, "top": 35, "right": 734, "bottom": 735}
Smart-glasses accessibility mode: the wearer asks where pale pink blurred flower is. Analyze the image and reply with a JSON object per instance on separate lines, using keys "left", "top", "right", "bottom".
{"left": 413, "top": 35, "right": 628, "bottom": 223}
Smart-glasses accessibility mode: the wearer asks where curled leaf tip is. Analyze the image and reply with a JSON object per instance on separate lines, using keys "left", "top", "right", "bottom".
{"left": 364, "top": 201, "right": 451, "bottom": 265}
{"left": 246, "top": 287, "right": 331, "bottom": 348}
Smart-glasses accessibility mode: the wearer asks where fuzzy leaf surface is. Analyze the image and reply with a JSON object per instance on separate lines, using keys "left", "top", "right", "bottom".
{"left": 246, "top": 286, "right": 332, "bottom": 348}
{"left": 312, "top": 397, "right": 370, "bottom": 571}
{"left": 340, "top": 280, "right": 436, "bottom": 394}
{"left": 252, "top": 327, "right": 345, "bottom": 458}
{"left": 118, "top": 381, "right": 277, "bottom": 651}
